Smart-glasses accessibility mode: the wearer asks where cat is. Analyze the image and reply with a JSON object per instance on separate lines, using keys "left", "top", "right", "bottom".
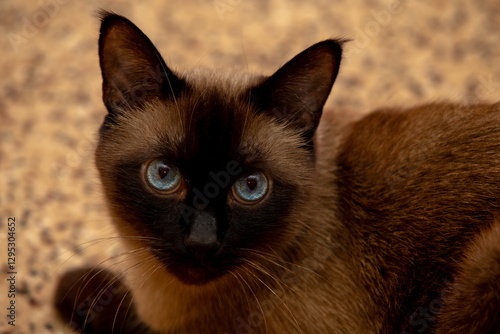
{"left": 54, "top": 11, "right": 500, "bottom": 334}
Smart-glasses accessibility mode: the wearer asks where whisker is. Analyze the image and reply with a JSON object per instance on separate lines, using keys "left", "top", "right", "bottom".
{"left": 79, "top": 254, "right": 157, "bottom": 333}
{"left": 235, "top": 271, "right": 269, "bottom": 334}
{"left": 60, "top": 249, "right": 141, "bottom": 316}
{"left": 186, "top": 93, "right": 202, "bottom": 139}
{"left": 243, "top": 249, "right": 298, "bottom": 276}
{"left": 230, "top": 271, "right": 252, "bottom": 312}
{"left": 55, "top": 235, "right": 165, "bottom": 274}
{"left": 241, "top": 265, "right": 302, "bottom": 334}
{"left": 55, "top": 238, "right": 121, "bottom": 274}
{"left": 153, "top": 49, "right": 182, "bottom": 124}
{"left": 62, "top": 247, "right": 158, "bottom": 331}
{"left": 112, "top": 255, "right": 159, "bottom": 333}
{"left": 240, "top": 31, "right": 249, "bottom": 74}
{"left": 243, "top": 259, "right": 298, "bottom": 298}
{"left": 242, "top": 248, "right": 335, "bottom": 288}
{"left": 241, "top": 87, "right": 252, "bottom": 143}
{"left": 117, "top": 259, "right": 177, "bottom": 334}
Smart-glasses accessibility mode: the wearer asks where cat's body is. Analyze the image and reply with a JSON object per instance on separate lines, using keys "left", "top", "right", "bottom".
{"left": 55, "top": 12, "right": 500, "bottom": 334}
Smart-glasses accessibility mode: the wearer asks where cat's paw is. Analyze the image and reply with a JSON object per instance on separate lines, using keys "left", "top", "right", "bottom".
{"left": 54, "top": 267, "right": 149, "bottom": 334}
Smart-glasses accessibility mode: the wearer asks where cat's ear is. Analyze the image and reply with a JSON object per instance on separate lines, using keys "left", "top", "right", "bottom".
{"left": 251, "top": 39, "right": 343, "bottom": 136}
{"left": 98, "top": 11, "right": 185, "bottom": 113}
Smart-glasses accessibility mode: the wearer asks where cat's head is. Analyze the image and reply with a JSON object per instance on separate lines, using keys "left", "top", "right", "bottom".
{"left": 95, "top": 12, "right": 342, "bottom": 285}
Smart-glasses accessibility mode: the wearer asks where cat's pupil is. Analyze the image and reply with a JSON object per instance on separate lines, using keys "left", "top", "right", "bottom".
{"left": 246, "top": 176, "right": 258, "bottom": 191}
{"left": 158, "top": 166, "right": 170, "bottom": 179}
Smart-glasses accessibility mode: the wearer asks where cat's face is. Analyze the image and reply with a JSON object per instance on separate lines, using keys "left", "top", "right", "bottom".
{"left": 95, "top": 13, "right": 342, "bottom": 285}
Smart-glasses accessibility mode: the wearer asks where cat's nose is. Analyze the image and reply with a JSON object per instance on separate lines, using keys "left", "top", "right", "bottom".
{"left": 184, "top": 211, "right": 220, "bottom": 261}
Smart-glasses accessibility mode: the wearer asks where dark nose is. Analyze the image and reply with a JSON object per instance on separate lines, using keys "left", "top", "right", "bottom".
{"left": 184, "top": 211, "right": 220, "bottom": 261}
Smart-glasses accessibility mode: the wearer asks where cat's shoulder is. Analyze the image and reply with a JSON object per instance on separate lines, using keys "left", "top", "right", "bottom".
{"left": 318, "top": 101, "right": 500, "bottom": 173}
{"left": 338, "top": 101, "right": 500, "bottom": 146}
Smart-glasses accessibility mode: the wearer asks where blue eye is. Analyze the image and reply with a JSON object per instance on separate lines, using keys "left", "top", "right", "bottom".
{"left": 145, "top": 160, "right": 182, "bottom": 192}
{"left": 233, "top": 172, "right": 269, "bottom": 204}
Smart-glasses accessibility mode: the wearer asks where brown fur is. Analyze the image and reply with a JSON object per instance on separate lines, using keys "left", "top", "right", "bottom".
{"left": 333, "top": 103, "right": 500, "bottom": 333}
{"left": 55, "top": 12, "right": 500, "bottom": 334}
{"left": 436, "top": 220, "right": 500, "bottom": 333}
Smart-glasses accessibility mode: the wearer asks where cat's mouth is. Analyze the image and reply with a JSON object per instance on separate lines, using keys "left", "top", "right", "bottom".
{"left": 155, "top": 251, "right": 234, "bottom": 286}
{"left": 175, "top": 264, "right": 225, "bottom": 285}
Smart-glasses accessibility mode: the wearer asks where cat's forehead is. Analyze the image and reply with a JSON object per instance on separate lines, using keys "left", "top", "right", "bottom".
{"left": 113, "top": 71, "right": 253, "bottom": 153}
{"left": 111, "top": 92, "right": 305, "bottom": 181}
{"left": 166, "top": 83, "right": 269, "bottom": 163}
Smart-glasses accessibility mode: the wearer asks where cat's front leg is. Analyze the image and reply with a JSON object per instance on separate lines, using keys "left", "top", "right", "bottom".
{"left": 54, "top": 267, "right": 159, "bottom": 334}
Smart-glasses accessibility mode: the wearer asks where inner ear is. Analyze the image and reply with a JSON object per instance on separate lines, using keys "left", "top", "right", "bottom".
{"left": 250, "top": 39, "right": 343, "bottom": 135}
{"left": 98, "top": 11, "right": 185, "bottom": 113}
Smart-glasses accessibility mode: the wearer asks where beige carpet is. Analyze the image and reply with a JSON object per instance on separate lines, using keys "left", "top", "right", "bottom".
{"left": 1, "top": 0, "right": 500, "bottom": 332}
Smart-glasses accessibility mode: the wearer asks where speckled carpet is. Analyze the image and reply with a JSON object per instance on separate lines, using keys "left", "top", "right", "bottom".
{"left": 1, "top": 0, "right": 500, "bottom": 333}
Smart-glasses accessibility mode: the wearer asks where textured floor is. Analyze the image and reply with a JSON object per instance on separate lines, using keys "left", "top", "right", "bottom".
{"left": 1, "top": 0, "right": 500, "bottom": 333}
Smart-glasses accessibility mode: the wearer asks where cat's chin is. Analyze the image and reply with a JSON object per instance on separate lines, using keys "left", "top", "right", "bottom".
{"left": 169, "top": 263, "right": 228, "bottom": 286}
{"left": 155, "top": 253, "right": 233, "bottom": 286}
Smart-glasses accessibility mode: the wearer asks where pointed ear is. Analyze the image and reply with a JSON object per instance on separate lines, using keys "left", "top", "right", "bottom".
{"left": 251, "top": 39, "right": 343, "bottom": 136}
{"left": 98, "top": 11, "right": 185, "bottom": 113}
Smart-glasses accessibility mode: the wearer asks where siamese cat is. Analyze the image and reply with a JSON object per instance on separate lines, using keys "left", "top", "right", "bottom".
{"left": 55, "top": 11, "right": 500, "bottom": 334}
